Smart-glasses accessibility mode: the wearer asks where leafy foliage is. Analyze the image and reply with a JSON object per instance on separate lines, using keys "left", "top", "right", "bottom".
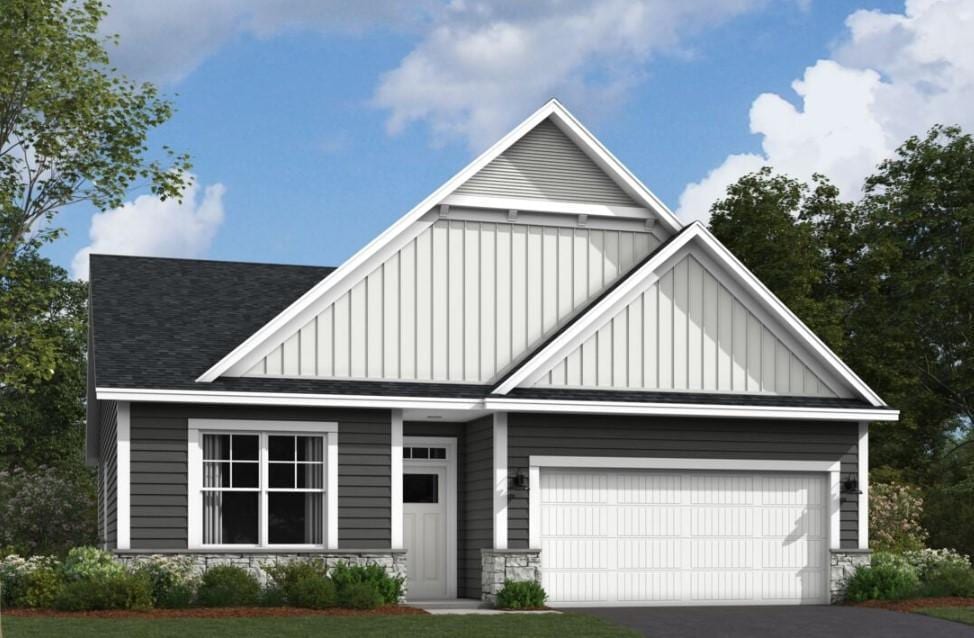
{"left": 918, "top": 563, "right": 974, "bottom": 598}
{"left": 62, "top": 546, "right": 124, "bottom": 581}
{"left": 0, "top": 465, "right": 97, "bottom": 556}
{"left": 495, "top": 580, "right": 547, "bottom": 609}
{"left": 0, "top": 554, "right": 64, "bottom": 608}
{"left": 131, "top": 555, "right": 197, "bottom": 608}
{"left": 195, "top": 565, "right": 261, "bottom": 607}
{"left": 870, "top": 482, "right": 928, "bottom": 553}
{"left": 845, "top": 561, "right": 920, "bottom": 602}
{"left": 0, "top": 0, "right": 190, "bottom": 272}
{"left": 329, "top": 562, "right": 403, "bottom": 605}
{"left": 336, "top": 581, "right": 383, "bottom": 610}
{"left": 53, "top": 570, "right": 153, "bottom": 611}
{"left": 288, "top": 574, "right": 337, "bottom": 609}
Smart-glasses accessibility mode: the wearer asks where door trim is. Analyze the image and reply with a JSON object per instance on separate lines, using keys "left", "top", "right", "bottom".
{"left": 403, "top": 436, "right": 457, "bottom": 599}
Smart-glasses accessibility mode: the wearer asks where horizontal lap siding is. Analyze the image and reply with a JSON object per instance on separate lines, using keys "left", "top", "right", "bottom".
{"left": 99, "top": 401, "right": 118, "bottom": 549}
{"left": 128, "top": 404, "right": 390, "bottom": 551}
{"left": 507, "top": 414, "right": 859, "bottom": 549}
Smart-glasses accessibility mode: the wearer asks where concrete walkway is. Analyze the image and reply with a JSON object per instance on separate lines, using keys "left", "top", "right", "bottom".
{"left": 412, "top": 599, "right": 560, "bottom": 615}
{"left": 575, "top": 605, "right": 974, "bottom": 637}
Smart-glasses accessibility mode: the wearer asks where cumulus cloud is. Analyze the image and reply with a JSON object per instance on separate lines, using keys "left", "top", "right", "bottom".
{"left": 71, "top": 176, "right": 226, "bottom": 279}
{"left": 372, "top": 0, "right": 770, "bottom": 149}
{"left": 101, "top": 1, "right": 430, "bottom": 84}
{"left": 676, "top": 0, "right": 974, "bottom": 223}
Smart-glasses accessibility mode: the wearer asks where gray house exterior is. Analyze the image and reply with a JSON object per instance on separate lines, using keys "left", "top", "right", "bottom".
{"left": 87, "top": 100, "right": 898, "bottom": 606}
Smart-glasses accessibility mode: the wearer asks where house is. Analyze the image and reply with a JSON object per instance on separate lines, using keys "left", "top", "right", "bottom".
{"left": 86, "top": 99, "right": 898, "bottom": 607}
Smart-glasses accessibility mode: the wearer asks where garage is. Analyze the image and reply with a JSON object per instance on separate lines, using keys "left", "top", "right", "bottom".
{"left": 537, "top": 467, "right": 829, "bottom": 606}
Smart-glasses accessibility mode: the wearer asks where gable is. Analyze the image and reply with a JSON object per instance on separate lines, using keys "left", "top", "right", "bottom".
{"left": 454, "top": 118, "right": 639, "bottom": 206}
{"left": 531, "top": 253, "right": 843, "bottom": 397}
{"left": 243, "top": 219, "right": 660, "bottom": 383}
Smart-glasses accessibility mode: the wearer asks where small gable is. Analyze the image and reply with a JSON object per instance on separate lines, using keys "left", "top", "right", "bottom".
{"left": 455, "top": 118, "right": 639, "bottom": 206}
{"left": 532, "top": 253, "right": 845, "bottom": 397}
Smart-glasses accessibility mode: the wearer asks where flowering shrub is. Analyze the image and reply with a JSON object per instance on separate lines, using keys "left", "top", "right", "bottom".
{"left": 132, "top": 555, "right": 197, "bottom": 608}
{"left": 845, "top": 560, "right": 920, "bottom": 602}
{"left": 62, "top": 546, "right": 124, "bottom": 581}
{"left": 902, "top": 548, "right": 971, "bottom": 579}
{"left": 0, "top": 466, "right": 97, "bottom": 556}
{"left": 0, "top": 554, "right": 64, "bottom": 608}
{"left": 870, "top": 482, "right": 928, "bottom": 553}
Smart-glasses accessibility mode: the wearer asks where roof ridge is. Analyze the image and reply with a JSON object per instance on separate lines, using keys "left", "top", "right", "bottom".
{"left": 88, "top": 253, "right": 336, "bottom": 271}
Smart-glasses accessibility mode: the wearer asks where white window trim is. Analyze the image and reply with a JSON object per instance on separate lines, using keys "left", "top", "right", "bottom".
{"left": 187, "top": 419, "right": 339, "bottom": 550}
{"left": 403, "top": 435, "right": 458, "bottom": 599}
{"left": 116, "top": 402, "right": 131, "bottom": 550}
{"left": 527, "top": 456, "right": 842, "bottom": 553}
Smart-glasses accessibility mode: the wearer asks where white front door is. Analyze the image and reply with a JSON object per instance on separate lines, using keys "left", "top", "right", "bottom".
{"left": 402, "top": 437, "right": 456, "bottom": 600}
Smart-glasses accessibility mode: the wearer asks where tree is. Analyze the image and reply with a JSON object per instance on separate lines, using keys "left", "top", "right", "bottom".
{"left": 0, "top": 0, "right": 190, "bottom": 272}
{"left": 706, "top": 167, "right": 848, "bottom": 353}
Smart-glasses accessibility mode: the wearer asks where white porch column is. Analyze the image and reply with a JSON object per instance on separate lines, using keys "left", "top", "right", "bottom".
{"left": 116, "top": 401, "right": 131, "bottom": 550}
{"left": 390, "top": 409, "right": 404, "bottom": 548}
{"left": 859, "top": 421, "right": 869, "bottom": 549}
{"left": 493, "top": 412, "right": 508, "bottom": 549}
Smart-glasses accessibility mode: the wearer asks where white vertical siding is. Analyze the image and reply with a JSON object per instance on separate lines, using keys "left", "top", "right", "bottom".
{"left": 244, "top": 219, "right": 659, "bottom": 383}
{"left": 454, "top": 119, "right": 639, "bottom": 206}
{"left": 535, "top": 255, "right": 839, "bottom": 397}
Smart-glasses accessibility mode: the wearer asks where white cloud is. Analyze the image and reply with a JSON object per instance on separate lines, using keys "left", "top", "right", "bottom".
{"left": 372, "top": 0, "right": 773, "bottom": 149}
{"left": 101, "top": 1, "right": 430, "bottom": 84}
{"left": 676, "top": 0, "right": 974, "bottom": 223}
{"left": 71, "top": 176, "right": 226, "bottom": 280}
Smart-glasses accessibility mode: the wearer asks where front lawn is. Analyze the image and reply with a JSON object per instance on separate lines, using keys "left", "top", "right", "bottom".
{"left": 915, "top": 607, "right": 974, "bottom": 626}
{"left": 0, "top": 613, "right": 638, "bottom": 638}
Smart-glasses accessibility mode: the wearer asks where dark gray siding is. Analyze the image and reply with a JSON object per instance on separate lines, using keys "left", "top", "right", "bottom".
{"left": 99, "top": 400, "right": 118, "bottom": 549}
{"left": 127, "top": 404, "right": 391, "bottom": 550}
{"left": 507, "top": 414, "right": 859, "bottom": 549}
{"left": 460, "top": 417, "right": 493, "bottom": 598}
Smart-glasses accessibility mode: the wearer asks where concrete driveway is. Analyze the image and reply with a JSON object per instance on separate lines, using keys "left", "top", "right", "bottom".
{"left": 574, "top": 605, "right": 974, "bottom": 637}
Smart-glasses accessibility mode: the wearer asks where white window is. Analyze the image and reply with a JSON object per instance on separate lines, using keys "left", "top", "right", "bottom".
{"left": 188, "top": 420, "right": 338, "bottom": 549}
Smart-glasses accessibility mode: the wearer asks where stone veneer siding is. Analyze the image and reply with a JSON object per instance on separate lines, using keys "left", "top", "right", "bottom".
{"left": 116, "top": 550, "right": 408, "bottom": 600}
{"left": 480, "top": 549, "right": 541, "bottom": 605}
{"left": 830, "top": 549, "right": 871, "bottom": 603}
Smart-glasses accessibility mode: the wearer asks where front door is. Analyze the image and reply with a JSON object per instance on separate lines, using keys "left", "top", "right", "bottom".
{"left": 402, "top": 438, "right": 456, "bottom": 599}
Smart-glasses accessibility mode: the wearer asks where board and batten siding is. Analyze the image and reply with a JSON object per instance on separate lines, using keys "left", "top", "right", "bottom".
{"left": 246, "top": 220, "right": 659, "bottom": 383}
{"left": 125, "top": 404, "right": 392, "bottom": 550}
{"left": 455, "top": 118, "right": 639, "bottom": 206}
{"left": 534, "top": 254, "right": 841, "bottom": 397}
{"left": 99, "top": 400, "right": 118, "bottom": 549}
{"left": 506, "top": 414, "right": 860, "bottom": 549}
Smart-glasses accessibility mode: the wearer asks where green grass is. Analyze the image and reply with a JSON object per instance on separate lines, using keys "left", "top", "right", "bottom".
{"left": 0, "top": 613, "right": 638, "bottom": 638}
{"left": 915, "top": 606, "right": 974, "bottom": 626}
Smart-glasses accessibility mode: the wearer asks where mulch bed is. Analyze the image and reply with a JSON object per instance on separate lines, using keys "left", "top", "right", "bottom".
{"left": 854, "top": 597, "right": 974, "bottom": 613}
{"left": 3, "top": 605, "right": 429, "bottom": 619}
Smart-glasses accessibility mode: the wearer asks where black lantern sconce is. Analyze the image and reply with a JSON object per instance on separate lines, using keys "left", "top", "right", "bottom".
{"left": 841, "top": 474, "right": 861, "bottom": 503}
{"left": 511, "top": 469, "right": 529, "bottom": 491}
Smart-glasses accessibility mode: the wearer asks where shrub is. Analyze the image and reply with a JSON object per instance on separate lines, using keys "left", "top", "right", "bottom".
{"left": 337, "top": 581, "right": 383, "bottom": 609}
{"left": 290, "top": 574, "right": 337, "bottom": 609}
{"left": 902, "top": 548, "right": 972, "bottom": 579}
{"left": 0, "top": 554, "right": 64, "bottom": 608}
{"left": 53, "top": 571, "right": 153, "bottom": 611}
{"left": 132, "top": 555, "right": 197, "bottom": 608}
{"left": 329, "top": 562, "right": 402, "bottom": 605}
{"left": 260, "top": 585, "right": 287, "bottom": 607}
{"left": 845, "top": 562, "right": 920, "bottom": 602}
{"left": 196, "top": 565, "right": 261, "bottom": 607}
{"left": 62, "top": 547, "right": 124, "bottom": 582}
{"left": 495, "top": 580, "right": 547, "bottom": 609}
{"left": 919, "top": 563, "right": 974, "bottom": 598}
{"left": 870, "top": 482, "right": 928, "bottom": 553}
{"left": 0, "top": 466, "right": 97, "bottom": 556}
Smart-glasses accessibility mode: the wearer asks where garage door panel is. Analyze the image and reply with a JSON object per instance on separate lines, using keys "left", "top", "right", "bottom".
{"left": 540, "top": 469, "right": 828, "bottom": 606}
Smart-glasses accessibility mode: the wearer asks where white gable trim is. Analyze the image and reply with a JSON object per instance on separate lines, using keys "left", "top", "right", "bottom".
{"left": 493, "top": 223, "right": 887, "bottom": 407}
{"left": 197, "top": 99, "right": 683, "bottom": 383}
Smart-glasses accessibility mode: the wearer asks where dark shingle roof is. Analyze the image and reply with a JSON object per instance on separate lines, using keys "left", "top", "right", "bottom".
{"left": 503, "top": 387, "right": 882, "bottom": 409}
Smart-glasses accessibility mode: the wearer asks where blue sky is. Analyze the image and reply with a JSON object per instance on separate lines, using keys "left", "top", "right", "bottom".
{"left": 50, "top": 0, "right": 974, "bottom": 278}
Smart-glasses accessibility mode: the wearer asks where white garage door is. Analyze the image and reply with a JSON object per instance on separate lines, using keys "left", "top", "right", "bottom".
{"left": 540, "top": 468, "right": 828, "bottom": 606}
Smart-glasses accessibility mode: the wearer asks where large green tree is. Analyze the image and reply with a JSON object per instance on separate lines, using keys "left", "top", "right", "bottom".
{"left": 0, "top": 0, "right": 190, "bottom": 272}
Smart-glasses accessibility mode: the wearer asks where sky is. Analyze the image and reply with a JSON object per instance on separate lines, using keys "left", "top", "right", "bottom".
{"left": 48, "top": 0, "right": 974, "bottom": 279}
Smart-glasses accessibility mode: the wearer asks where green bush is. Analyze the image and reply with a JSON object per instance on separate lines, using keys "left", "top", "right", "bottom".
{"left": 196, "top": 565, "right": 261, "bottom": 607}
{"left": 260, "top": 585, "right": 287, "bottom": 607}
{"left": 329, "top": 562, "right": 402, "bottom": 604}
{"left": 495, "top": 580, "right": 547, "bottom": 609}
{"left": 53, "top": 571, "right": 153, "bottom": 611}
{"left": 132, "top": 555, "right": 197, "bottom": 608}
{"left": 0, "top": 555, "right": 64, "bottom": 608}
{"left": 902, "top": 548, "right": 972, "bottom": 579}
{"left": 337, "top": 581, "right": 383, "bottom": 609}
{"left": 62, "top": 547, "right": 124, "bottom": 582}
{"left": 290, "top": 574, "right": 337, "bottom": 609}
{"left": 845, "top": 562, "right": 920, "bottom": 602}
{"left": 264, "top": 559, "right": 336, "bottom": 609}
{"left": 919, "top": 563, "right": 974, "bottom": 597}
